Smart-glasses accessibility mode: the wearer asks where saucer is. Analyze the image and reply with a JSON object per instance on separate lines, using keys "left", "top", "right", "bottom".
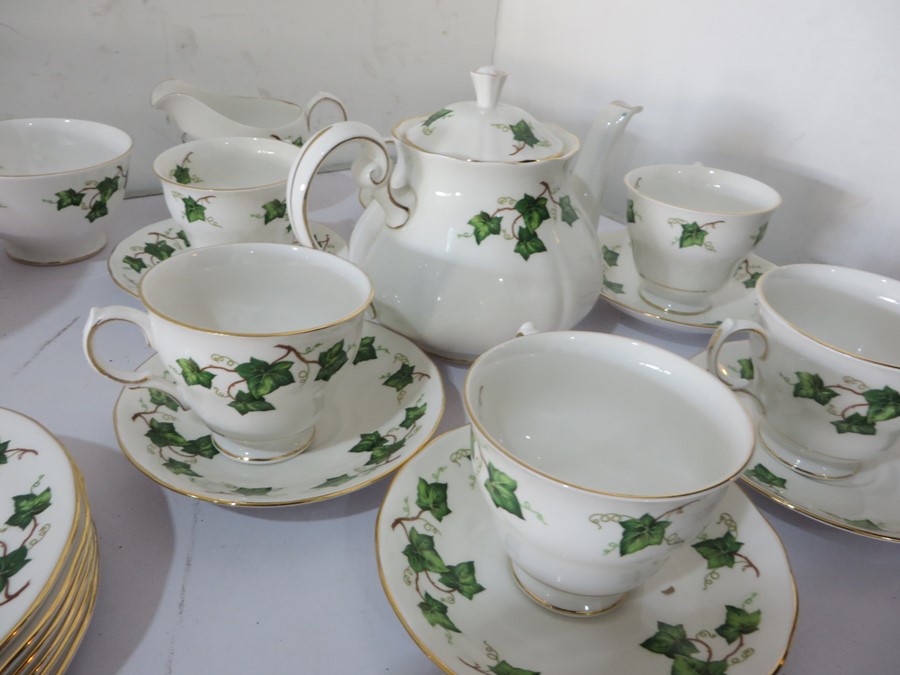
{"left": 112, "top": 322, "right": 443, "bottom": 506}
{"left": 108, "top": 219, "right": 348, "bottom": 297}
{"left": 376, "top": 426, "right": 797, "bottom": 674}
{"left": 695, "top": 342, "right": 900, "bottom": 542}
{"left": 597, "top": 229, "right": 775, "bottom": 334}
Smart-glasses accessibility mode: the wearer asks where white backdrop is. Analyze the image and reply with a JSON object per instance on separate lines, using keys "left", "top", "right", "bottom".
{"left": 495, "top": 0, "right": 899, "bottom": 276}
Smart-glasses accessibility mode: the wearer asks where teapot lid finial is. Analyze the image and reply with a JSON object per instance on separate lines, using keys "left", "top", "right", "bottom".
{"left": 471, "top": 66, "right": 507, "bottom": 109}
{"left": 401, "top": 65, "right": 565, "bottom": 162}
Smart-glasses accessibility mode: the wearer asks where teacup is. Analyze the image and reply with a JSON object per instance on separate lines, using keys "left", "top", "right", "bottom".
{"left": 83, "top": 243, "right": 373, "bottom": 463}
{"left": 0, "top": 118, "right": 132, "bottom": 264}
{"left": 708, "top": 264, "right": 900, "bottom": 479}
{"left": 464, "top": 330, "right": 754, "bottom": 616}
{"left": 624, "top": 163, "right": 781, "bottom": 314}
{"left": 153, "top": 137, "right": 300, "bottom": 248}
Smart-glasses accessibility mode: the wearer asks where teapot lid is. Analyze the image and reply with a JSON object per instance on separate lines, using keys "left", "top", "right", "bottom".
{"left": 402, "top": 66, "right": 566, "bottom": 162}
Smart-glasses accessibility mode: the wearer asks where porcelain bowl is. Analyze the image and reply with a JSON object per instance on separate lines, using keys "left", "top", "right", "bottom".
{"left": 153, "top": 137, "right": 300, "bottom": 248}
{"left": 0, "top": 118, "right": 132, "bottom": 264}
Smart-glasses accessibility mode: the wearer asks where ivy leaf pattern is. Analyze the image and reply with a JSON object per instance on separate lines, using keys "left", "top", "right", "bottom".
{"left": 745, "top": 463, "right": 787, "bottom": 489}
{"left": 146, "top": 418, "right": 189, "bottom": 448}
{"left": 742, "top": 272, "right": 763, "bottom": 289}
{"left": 94, "top": 176, "right": 120, "bottom": 202}
{"left": 559, "top": 194, "right": 578, "bottom": 225}
{"left": 54, "top": 188, "right": 84, "bottom": 210}
{"left": 626, "top": 198, "right": 636, "bottom": 224}
{"left": 509, "top": 119, "right": 540, "bottom": 148}
{"left": 484, "top": 462, "right": 524, "bottom": 519}
{"left": 715, "top": 605, "right": 761, "bottom": 644}
{"left": 163, "top": 458, "right": 201, "bottom": 477}
{"left": 670, "top": 656, "right": 729, "bottom": 675}
{"left": 468, "top": 211, "right": 503, "bottom": 244}
{"left": 513, "top": 226, "right": 547, "bottom": 260}
{"left": 692, "top": 532, "right": 743, "bottom": 569}
{"left": 792, "top": 371, "right": 839, "bottom": 405}
{"left": 640, "top": 621, "right": 700, "bottom": 658}
{"left": 602, "top": 245, "right": 620, "bottom": 268}
{"left": 315, "top": 340, "right": 348, "bottom": 382}
{"left": 603, "top": 275, "right": 625, "bottom": 294}
{"left": 403, "top": 527, "right": 448, "bottom": 574}
{"left": 86, "top": 200, "right": 109, "bottom": 222}
{"left": 832, "top": 412, "right": 876, "bottom": 435}
{"left": 173, "top": 164, "right": 192, "bottom": 184}
{"left": 515, "top": 194, "right": 550, "bottom": 233}
{"left": 679, "top": 222, "right": 708, "bottom": 248}
{"left": 438, "top": 561, "right": 485, "bottom": 600}
{"left": 314, "top": 474, "right": 354, "bottom": 489}
{"left": 415, "top": 478, "right": 451, "bottom": 521}
{"left": 5, "top": 488, "right": 52, "bottom": 529}
{"left": 144, "top": 240, "right": 176, "bottom": 261}
{"left": 418, "top": 592, "right": 460, "bottom": 633}
{"left": 422, "top": 108, "right": 452, "bottom": 128}
{"left": 261, "top": 199, "right": 287, "bottom": 224}
{"left": 235, "top": 358, "right": 295, "bottom": 398}
{"left": 384, "top": 363, "right": 415, "bottom": 391}
{"left": 400, "top": 403, "right": 427, "bottom": 429}
{"left": 233, "top": 486, "right": 273, "bottom": 496}
{"left": 149, "top": 388, "right": 181, "bottom": 412}
{"left": 177, "top": 358, "right": 215, "bottom": 389}
{"left": 619, "top": 513, "right": 671, "bottom": 556}
{"left": 182, "top": 197, "right": 208, "bottom": 223}
{"left": 123, "top": 256, "right": 147, "bottom": 273}
{"left": 863, "top": 386, "right": 900, "bottom": 423}
{"left": 0, "top": 547, "right": 30, "bottom": 594}
{"left": 229, "top": 390, "right": 276, "bottom": 415}
{"left": 181, "top": 435, "right": 218, "bottom": 459}
{"left": 737, "top": 358, "right": 754, "bottom": 381}
{"left": 352, "top": 336, "right": 378, "bottom": 364}
{"left": 489, "top": 663, "right": 540, "bottom": 675}
{"left": 0, "top": 440, "right": 9, "bottom": 465}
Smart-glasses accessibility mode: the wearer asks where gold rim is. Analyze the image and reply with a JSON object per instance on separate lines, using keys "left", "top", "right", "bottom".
{"left": 137, "top": 244, "right": 374, "bottom": 337}
{"left": 510, "top": 563, "right": 628, "bottom": 617}
{"left": 112, "top": 350, "right": 444, "bottom": 507}
{"left": 463, "top": 335, "right": 755, "bottom": 500}
{"left": 6, "top": 236, "right": 107, "bottom": 266}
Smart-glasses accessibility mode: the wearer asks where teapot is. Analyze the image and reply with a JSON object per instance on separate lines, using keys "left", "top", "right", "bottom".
{"left": 151, "top": 79, "right": 347, "bottom": 146}
{"left": 287, "top": 66, "right": 641, "bottom": 361}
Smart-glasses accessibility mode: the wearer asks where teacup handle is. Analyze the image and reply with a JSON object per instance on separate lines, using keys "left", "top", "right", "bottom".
{"left": 82, "top": 306, "right": 187, "bottom": 407}
{"left": 286, "top": 121, "right": 411, "bottom": 250}
{"left": 303, "top": 92, "right": 349, "bottom": 131}
{"left": 706, "top": 317, "right": 768, "bottom": 393}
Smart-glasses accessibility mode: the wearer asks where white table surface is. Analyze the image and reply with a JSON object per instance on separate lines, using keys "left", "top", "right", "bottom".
{"left": 1, "top": 171, "right": 898, "bottom": 674}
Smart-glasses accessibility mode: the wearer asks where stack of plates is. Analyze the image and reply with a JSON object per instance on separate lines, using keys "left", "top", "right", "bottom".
{"left": 0, "top": 408, "right": 99, "bottom": 673}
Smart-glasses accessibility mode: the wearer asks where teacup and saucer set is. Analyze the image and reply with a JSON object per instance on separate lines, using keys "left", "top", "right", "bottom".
{"left": 376, "top": 330, "right": 797, "bottom": 673}
{"left": 705, "top": 264, "right": 900, "bottom": 541}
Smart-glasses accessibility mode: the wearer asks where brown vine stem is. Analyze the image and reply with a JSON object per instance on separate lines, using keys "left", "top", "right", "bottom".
{"left": 688, "top": 637, "right": 715, "bottom": 662}
{"left": 131, "top": 403, "right": 172, "bottom": 423}
{"left": 840, "top": 402, "right": 870, "bottom": 419}
{"left": 424, "top": 570, "right": 454, "bottom": 595}
{"left": 657, "top": 498, "right": 701, "bottom": 522}
{"left": 701, "top": 220, "right": 725, "bottom": 230}
{"left": 724, "top": 634, "right": 746, "bottom": 662}
{"left": 0, "top": 578, "right": 31, "bottom": 607}
{"left": 274, "top": 344, "right": 316, "bottom": 366}
{"left": 3, "top": 447, "right": 38, "bottom": 460}
{"left": 827, "top": 383, "right": 865, "bottom": 397}
{"left": 457, "top": 658, "right": 491, "bottom": 674}
{"left": 509, "top": 142, "right": 525, "bottom": 156}
{"left": 391, "top": 510, "right": 426, "bottom": 531}
{"left": 146, "top": 231, "right": 186, "bottom": 242}
{"left": 737, "top": 552, "right": 760, "bottom": 577}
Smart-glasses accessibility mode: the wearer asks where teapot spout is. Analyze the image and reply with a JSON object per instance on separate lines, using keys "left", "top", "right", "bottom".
{"left": 570, "top": 100, "right": 642, "bottom": 225}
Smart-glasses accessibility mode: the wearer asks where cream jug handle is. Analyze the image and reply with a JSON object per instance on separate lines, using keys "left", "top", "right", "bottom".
{"left": 286, "top": 121, "right": 410, "bottom": 249}
{"left": 304, "top": 92, "right": 349, "bottom": 131}
{"left": 82, "top": 306, "right": 187, "bottom": 408}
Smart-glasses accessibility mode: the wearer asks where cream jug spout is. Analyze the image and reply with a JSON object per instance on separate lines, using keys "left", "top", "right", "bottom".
{"left": 570, "top": 100, "right": 643, "bottom": 225}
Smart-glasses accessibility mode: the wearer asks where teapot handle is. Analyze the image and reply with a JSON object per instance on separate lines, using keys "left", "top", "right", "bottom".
{"left": 286, "top": 121, "right": 410, "bottom": 249}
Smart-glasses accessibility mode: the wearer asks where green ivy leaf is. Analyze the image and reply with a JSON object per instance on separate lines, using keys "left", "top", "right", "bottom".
{"left": 679, "top": 222, "right": 708, "bottom": 248}
{"left": 752, "top": 221, "right": 769, "bottom": 246}
{"left": 489, "top": 662, "right": 540, "bottom": 675}
{"left": 737, "top": 358, "right": 755, "bottom": 380}
{"left": 864, "top": 386, "right": 900, "bottom": 423}
{"left": 510, "top": 119, "right": 540, "bottom": 148}
{"left": 146, "top": 418, "right": 189, "bottom": 448}
{"left": 439, "top": 561, "right": 485, "bottom": 600}
{"left": 400, "top": 403, "right": 427, "bottom": 429}
{"left": 367, "top": 439, "right": 405, "bottom": 466}
{"left": 95, "top": 176, "right": 120, "bottom": 202}
{"left": 163, "top": 458, "right": 201, "bottom": 477}
{"left": 742, "top": 271, "right": 763, "bottom": 289}
{"left": 290, "top": 136, "right": 304, "bottom": 147}
{"left": 349, "top": 431, "right": 389, "bottom": 454}
{"left": 691, "top": 531, "right": 743, "bottom": 570}
{"left": 229, "top": 390, "right": 276, "bottom": 415}
{"left": 603, "top": 275, "right": 625, "bottom": 294}
{"left": 0, "top": 546, "right": 31, "bottom": 592}
{"left": 832, "top": 412, "right": 877, "bottom": 435}
{"left": 233, "top": 486, "right": 273, "bottom": 496}
{"left": 602, "top": 245, "right": 620, "bottom": 268}
{"left": 261, "top": 199, "right": 287, "bottom": 224}
{"left": 514, "top": 194, "right": 550, "bottom": 232}
{"left": 176, "top": 230, "right": 191, "bottom": 246}
{"left": 55, "top": 188, "right": 84, "bottom": 210}
{"left": 792, "top": 372, "right": 839, "bottom": 406}
{"left": 144, "top": 241, "right": 176, "bottom": 261}
{"left": 423, "top": 108, "right": 452, "bottom": 128}
{"left": 177, "top": 358, "right": 215, "bottom": 388}
{"left": 181, "top": 435, "right": 218, "bottom": 459}
{"left": 745, "top": 463, "right": 787, "bottom": 488}
{"left": 149, "top": 388, "right": 181, "bottom": 411}
{"left": 715, "top": 605, "right": 761, "bottom": 644}
{"left": 626, "top": 199, "right": 635, "bottom": 224}
{"left": 316, "top": 340, "right": 348, "bottom": 382}
{"left": 383, "top": 363, "right": 415, "bottom": 391}
{"left": 315, "top": 474, "right": 355, "bottom": 489}
{"left": 182, "top": 197, "right": 207, "bottom": 223}
{"left": 640, "top": 621, "right": 699, "bottom": 658}
{"left": 123, "top": 255, "right": 147, "bottom": 273}
{"left": 415, "top": 478, "right": 451, "bottom": 521}
{"left": 86, "top": 200, "right": 109, "bottom": 222}
{"left": 513, "top": 226, "right": 547, "bottom": 260}
{"left": 619, "top": 513, "right": 670, "bottom": 556}
{"left": 352, "top": 336, "right": 378, "bottom": 364}
{"left": 0, "top": 439, "right": 8, "bottom": 465}
{"left": 468, "top": 211, "right": 503, "bottom": 244}
{"left": 417, "top": 592, "right": 460, "bottom": 633}
{"left": 559, "top": 194, "right": 578, "bottom": 225}
{"left": 235, "top": 358, "right": 295, "bottom": 398}
{"left": 671, "top": 655, "right": 729, "bottom": 675}
{"left": 403, "top": 527, "right": 448, "bottom": 574}
{"left": 5, "top": 488, "right": 52, "bottom": 529}
{"left": 484, "top": 462, "right": 524, "bottom": 519}
{"left": 173, "top": 165, "right": 192, "bottom": 184}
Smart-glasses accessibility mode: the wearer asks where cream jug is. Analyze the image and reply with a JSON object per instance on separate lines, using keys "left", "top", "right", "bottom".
{"left": 287, "top": 66, "right": 640, "bottom": 361}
